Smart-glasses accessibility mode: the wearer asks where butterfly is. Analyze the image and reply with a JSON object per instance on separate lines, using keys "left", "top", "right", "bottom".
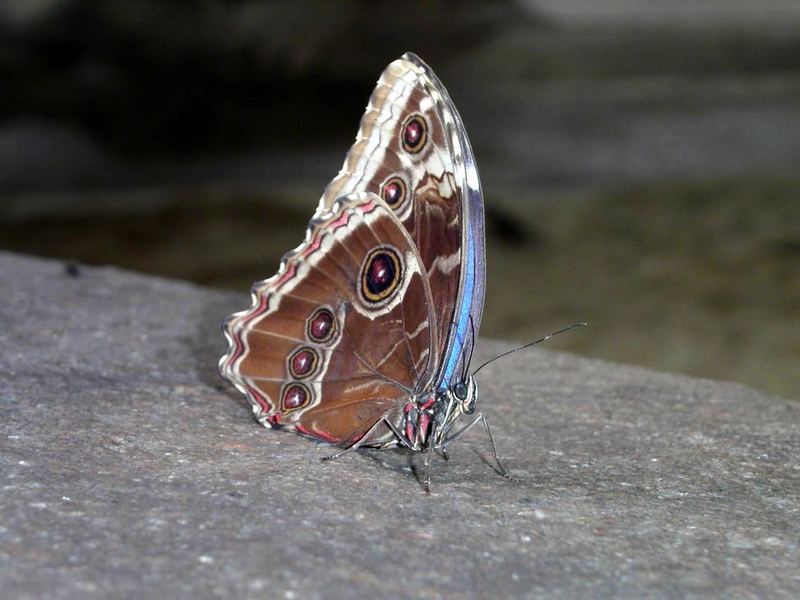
{"left": 219, "top": 52, "right": 510, "bottom": 492}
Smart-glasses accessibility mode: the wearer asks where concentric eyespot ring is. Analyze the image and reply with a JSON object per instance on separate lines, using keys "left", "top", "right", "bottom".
{"left": 381, "top": 176, "right": 407, "bottom": 209}
{"left": 282, "top": 382, "right": 311, "bottom": 411}
{"left": 401, "top": 114, "right": 427, "bottom": 153}
{"left": 289, "top": 347, "right": 318, "bottom": 379}
{"left": 307, "top": 307, "right": 336, "bottom": 343}
{"left": 359, "top": 247, "right": 402, "bottom": 304}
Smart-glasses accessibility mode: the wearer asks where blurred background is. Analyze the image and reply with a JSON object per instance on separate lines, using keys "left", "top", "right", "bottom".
{"left": 1, "top": 0, "right": 798, "bottom": 399}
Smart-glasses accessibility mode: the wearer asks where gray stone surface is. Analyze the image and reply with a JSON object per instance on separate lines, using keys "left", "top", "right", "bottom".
{"left": 1, "top": 251, "right": 798, "bottom": 599}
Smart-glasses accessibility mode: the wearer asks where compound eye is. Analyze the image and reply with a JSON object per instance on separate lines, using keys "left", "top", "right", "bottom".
{"left": 454, "top": 382, "right": 468, "bottom": 400}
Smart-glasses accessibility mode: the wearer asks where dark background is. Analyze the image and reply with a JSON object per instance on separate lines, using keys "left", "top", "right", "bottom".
{"left": 2, "top": 0, "right": 798, "bottom": 399}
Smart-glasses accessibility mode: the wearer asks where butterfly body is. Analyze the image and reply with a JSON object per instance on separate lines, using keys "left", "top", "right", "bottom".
{"left": 400, "top": 374, "right": 478, "bottom": 450}
{"left": 220, "top": 53, "right": 507, "bottom": 488}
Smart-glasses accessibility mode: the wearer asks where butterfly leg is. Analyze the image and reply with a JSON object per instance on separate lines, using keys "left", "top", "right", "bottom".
{"left": 321, "top": 416, "right": 411, "bottom": 462}
{"left": 423, "top": 438, "right": 436, "bottom": 494}
{"left": 442, "top": 413, "right": 515, "bottom": 481}
{"left": 378, "top": 419, "right": 441, "bottom": 494}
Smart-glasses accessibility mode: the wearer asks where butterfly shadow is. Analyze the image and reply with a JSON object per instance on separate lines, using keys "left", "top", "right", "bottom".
{"left": 470, "top": 445, "right": 521, "bottom": 483}
{"left": 347, "top": 443, "right": 517, "bottom": 492}
{"left": 187, "top": 292, "right": 249, "bottom": 410}
{"left": 355, "top": 447, "right": 421, "bottom": 477}
{"left": 352, "top": 447, "right": 458, "bottom": 491}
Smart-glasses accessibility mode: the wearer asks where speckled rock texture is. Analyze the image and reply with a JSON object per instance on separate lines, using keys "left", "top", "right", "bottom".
{"left": 1, "top": 251, "right": 798, "bottom": 599}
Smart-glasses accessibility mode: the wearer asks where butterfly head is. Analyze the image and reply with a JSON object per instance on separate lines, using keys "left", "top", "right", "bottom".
{"left": 451, "top": 375, "right": 477, "bottom": 415}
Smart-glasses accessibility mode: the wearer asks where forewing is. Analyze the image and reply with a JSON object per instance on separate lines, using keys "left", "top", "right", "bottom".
{"left": 318, "top": 52, "right": 485, "bottom": 388}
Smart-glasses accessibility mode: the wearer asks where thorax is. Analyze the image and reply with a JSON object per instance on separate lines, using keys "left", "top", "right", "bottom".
{"left": 401, "top": 392, "right": 460, "bottom": 451}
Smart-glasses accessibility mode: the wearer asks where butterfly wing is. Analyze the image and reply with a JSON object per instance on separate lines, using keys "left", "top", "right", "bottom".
{"left": 220, "top": 192, "right": 437, "bottom": 446}
{"left": 318, "top": 52, "right": 485, "bottom": 390}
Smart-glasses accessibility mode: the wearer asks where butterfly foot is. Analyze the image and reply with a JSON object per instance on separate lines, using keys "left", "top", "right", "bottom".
{"left": 320, "top": 449, "right": 347, "bottom": 462}
{"left": 494, "top": 461, "right": 517, "bottom": 482}
{"left": 422, "top": 444, "right": 435, "bottom": 494}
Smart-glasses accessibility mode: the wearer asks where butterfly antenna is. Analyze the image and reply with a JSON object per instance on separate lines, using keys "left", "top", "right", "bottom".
{"left": 471, "top": 322, "right": 587, "bottom": 377}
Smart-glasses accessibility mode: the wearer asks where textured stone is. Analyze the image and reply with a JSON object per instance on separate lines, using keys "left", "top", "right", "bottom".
{"left": 1, "top": 252, "right": 798, "bottom": 599}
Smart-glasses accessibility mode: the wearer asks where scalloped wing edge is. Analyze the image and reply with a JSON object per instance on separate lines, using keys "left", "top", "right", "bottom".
{"left": 218, "top": 191, "right": 436, "bottom": 433}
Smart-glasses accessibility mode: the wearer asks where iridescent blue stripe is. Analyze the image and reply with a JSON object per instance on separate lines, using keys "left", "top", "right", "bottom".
{"left": 438, "top": 227, "right": 475, "bottom": 390}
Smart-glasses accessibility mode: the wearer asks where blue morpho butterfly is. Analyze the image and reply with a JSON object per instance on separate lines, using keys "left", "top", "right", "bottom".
{"left": 219, "top": 52, "right": 582, "bottom": 491}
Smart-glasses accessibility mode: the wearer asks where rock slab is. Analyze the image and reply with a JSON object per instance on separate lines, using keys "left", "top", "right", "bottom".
{"left": 1, "top": 252, "right": 798, "bottom": 599}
